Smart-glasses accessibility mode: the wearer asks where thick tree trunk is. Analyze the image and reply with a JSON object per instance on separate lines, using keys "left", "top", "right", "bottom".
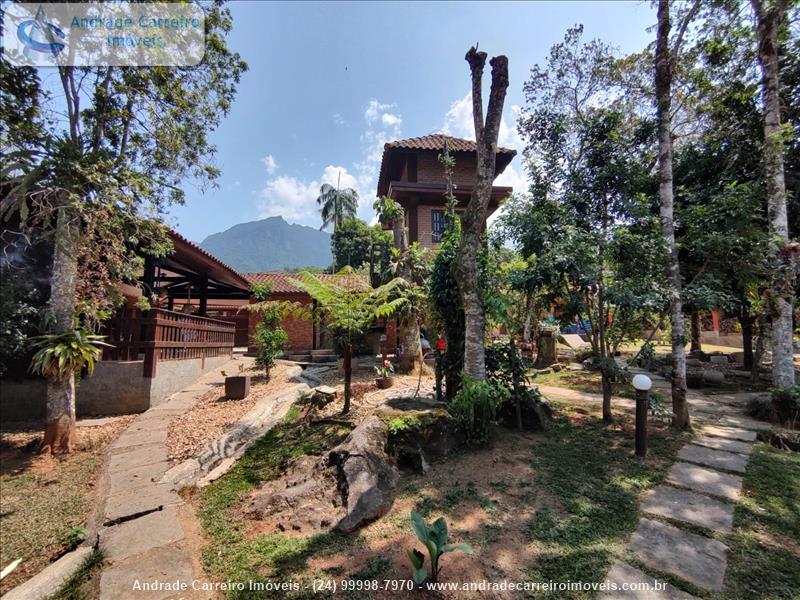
{"left": 399, "top": 314, "right": 422, "bottom": 373}
{"left": 456, "top": 47, "right": 509, "bottom": 379}
{"left": 690, "top": 311, "right": 702, "bottom": 353}
{"left": 42, "top": 207, "right": 79, "bottom": 454}
{"left": 656, "top": 0, "right": 689, "bottom": 429}
{"left": 392, "top": 212, "right": 423, "bottom": 374}
{"left": 522, "top": 294, "right": 534, "bottom": 343}
{"left": 343, "top": 345, "right": 352, "bottom": 414}
{"left": 509, "top": 337, "right": 523, "bottom": 431}
{"left": 752, "top": 311, "right": 768, "bottom": 383}
{"left": 753, "top": 0, "right": 795, "bottom": 388}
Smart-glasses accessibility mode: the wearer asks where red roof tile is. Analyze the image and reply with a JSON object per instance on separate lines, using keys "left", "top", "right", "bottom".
{"left": 384, "top": 133, "right": 516, "bottom": 155}
{"left": 243, "top": 272, "right": 368, "bottom": 294}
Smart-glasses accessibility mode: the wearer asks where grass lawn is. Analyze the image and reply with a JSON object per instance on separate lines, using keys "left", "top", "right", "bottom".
{"left": 0, "top": 418, "right": 131, "bottom": 595}
{"left": 713, "top": 444, "right": 800, "bottom": 600}
{"left": 533, "top": 369, "right": 667, "bottom": 404}
{"left": 197, "top": 398, "right": 691, "bottom": 599}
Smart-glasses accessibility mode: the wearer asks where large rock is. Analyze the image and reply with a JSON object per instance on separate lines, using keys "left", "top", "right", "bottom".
{"left": 329, "top": 416, "right": 399, "bottom": 532}
{"left": 244, "top": 416, "right": 399, "bottom": 535}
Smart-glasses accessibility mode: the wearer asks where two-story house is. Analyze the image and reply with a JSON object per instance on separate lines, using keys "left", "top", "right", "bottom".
{"left": 376, "top": 133, "right": 517, "bottom": 249}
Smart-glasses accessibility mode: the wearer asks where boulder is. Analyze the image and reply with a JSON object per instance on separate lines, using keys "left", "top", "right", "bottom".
{"left": 243, "top": 416, "right": 399, "bottom": 535}
{"left": 377, "top": 397, "right": 463, "bottom": 472}
{"left": 702, "top": 369, "right": 725, "bottom": 385}
{"left": 710, "top": 355, "right": 730, "bottom": 365}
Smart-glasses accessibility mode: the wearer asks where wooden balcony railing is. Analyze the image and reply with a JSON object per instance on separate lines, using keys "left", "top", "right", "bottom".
{"left": 102, "top": 308, "right": 235, "bottom": 377}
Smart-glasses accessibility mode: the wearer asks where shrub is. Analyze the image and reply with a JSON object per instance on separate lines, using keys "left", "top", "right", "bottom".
{"left": 771, "top": 386, "right": 800, "bottom": 427}
{"left": 449, "top": 375, "right": 509, "bottom": 446}
{"left": 252, "top": 305, "right": 288, "bottom": 379}
{"left": 633, "top": 341, "right": 655, "bottom": 368}
{"left": 746, "top": 395, "right": 774, "bottom": 421}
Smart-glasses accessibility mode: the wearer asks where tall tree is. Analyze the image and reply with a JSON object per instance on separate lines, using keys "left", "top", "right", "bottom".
{"left": 1, "top": 3, "right": 246, "bottom": 453}
{"left": 655, "top": 0, "right": 701, "bottom": 429}
{"left": 456, "top": 46, "right": 509, "bottom": 379}
{"left": 751, "top": 0, "right": 797, "bottom": 387}
{"left": 316, "top": 173, "right": 358, "bottom": 231}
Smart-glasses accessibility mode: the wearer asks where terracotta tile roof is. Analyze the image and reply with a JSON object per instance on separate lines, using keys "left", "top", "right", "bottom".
{"left": 167, "top": 229, "right": 251, "bottom": 289}
{"left": 384, "top": 133, "right": 516, "bottom": 155}
{"left": 243, "top": 272, "right": 368, "bottom": 294}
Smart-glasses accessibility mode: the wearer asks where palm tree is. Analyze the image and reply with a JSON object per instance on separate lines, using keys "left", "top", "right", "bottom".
{"left": 316, "top": 171, "right": 358, "bottom": 231}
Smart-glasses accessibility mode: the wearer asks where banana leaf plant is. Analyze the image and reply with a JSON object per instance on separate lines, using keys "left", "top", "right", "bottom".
{"left": 407, "top": 510, "right": 472, "bottom": 584}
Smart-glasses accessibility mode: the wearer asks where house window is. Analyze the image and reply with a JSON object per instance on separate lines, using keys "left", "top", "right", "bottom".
{"left": 431, "top": 209, "right": 462, "bottom": 243}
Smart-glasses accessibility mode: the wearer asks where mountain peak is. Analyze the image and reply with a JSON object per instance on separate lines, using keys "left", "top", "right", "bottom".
{"left": 200, "top": 217, "right": 331, "bottom": 272}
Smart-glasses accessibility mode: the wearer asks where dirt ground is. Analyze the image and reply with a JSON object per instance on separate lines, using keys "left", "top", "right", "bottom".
{"left": 167, "top": 363, "right": 295, "bottom": 463}
{"left": 0, "top": 416, "right": 133, "bottom": 594}
{"left": 310, "top": 431, "right": 549, "bottom": 599}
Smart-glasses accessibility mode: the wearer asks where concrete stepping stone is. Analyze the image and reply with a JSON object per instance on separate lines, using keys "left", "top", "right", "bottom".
{"left": 108, "top": 443, "right": 167, "bottom": 472}
{"left": 629, "top": 518, "right": 727, "bottom": 591}
{"left": 110, "top": 428, "right": 168, "bottom": 453}
{"left": 692, "top": 436, "right": 753, "bottom": 455}
{"left": 107, "top": 461, "right": 170, "bottom": 496}
{"left": 104, "top": 483, "right": 182, "bottom": 523}
{"left": 599, "top": 561, "right": 698, "bottom": 599}
{"left": 100, "top": 507, "right": 184, "bottom": 562}
{"left": 678, "top": 445, "right": 748, "bottom": 474}
{"left": 716, "top": 415, "right": 773, "bottom": 431}
{"left": 702, "top": 425, "right": 757, "bottom": 442}
{"left": 99, "top": 545, "right": 195, "bottom": 600}
{"left": 666, "top": 462, "right": 743, "bottom": 501}
{"left": 642, "top": 485, "right": 734, "bottom": 533}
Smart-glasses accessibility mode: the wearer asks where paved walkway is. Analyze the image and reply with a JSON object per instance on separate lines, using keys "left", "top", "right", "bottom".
{"left": 546, "top": 369, "right": 771, "bottom": 599}
{"left": 97, "top": 356, "right": 247, "bottom": 600}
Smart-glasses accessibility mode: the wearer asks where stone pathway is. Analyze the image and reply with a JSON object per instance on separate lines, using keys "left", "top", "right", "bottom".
{"left": 594, "top": 373, "right": 769, "bottom": 599}
{"left": 96, "top": 357, "right": 246, "bottom": 600}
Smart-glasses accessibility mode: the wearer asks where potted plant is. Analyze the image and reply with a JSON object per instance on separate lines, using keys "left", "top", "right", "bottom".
{"left": 374, "top": 359, "right": 395, "bottom": 389}
{"left": 223, "top": 364, "right": 250, "bottom": 399}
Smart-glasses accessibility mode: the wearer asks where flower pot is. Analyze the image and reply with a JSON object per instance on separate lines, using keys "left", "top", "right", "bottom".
{"left": 375, "top": 376, "right": 393, "bottom": 389}
{"left": 225, "top": 375, "right": 250, "bottom": 399}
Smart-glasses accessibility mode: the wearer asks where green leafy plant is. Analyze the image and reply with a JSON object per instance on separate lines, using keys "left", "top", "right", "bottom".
{"left": 252, "top": 307, "right": 288, "bottom": 380}
{"left": 387, "top": 414, "right": 421, "bottom": 436}
{"left": 770, "top": 386, "right": 800, "bottom": 427}
{"left": 61, "top": 526, "right": 87, "bottom": 551}
{"left": 449, "top": 375, "right": 509, "bottom": 446}
{"left": 407, "top": 511, "right": 471, "bottom": 584}
{"left": 29, "top": 329, "right": 110, "bottom": 381}
{"left": 633, "top": 341, "right": 655, "bottom": 368}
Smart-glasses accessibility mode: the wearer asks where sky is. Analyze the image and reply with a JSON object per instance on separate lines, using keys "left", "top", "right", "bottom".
{"left": 167, "top": 0, "right": 657, "bottom": 243}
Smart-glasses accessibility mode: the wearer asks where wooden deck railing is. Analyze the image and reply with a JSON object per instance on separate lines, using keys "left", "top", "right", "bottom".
{"left": 102, "top": 308, "right": 235, "bottom": 377}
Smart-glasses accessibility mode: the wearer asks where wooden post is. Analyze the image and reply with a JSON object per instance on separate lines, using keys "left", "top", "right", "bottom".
{"left": 142, "top": 312, "right": 159, "bottom": 378}
{"left": 635, "top": 388, "right": 649, "bottom": 459}
{"left": 198, "top": 273, "right": 208, "bottom": 317}
{"left": 167, "top": 295, "right": 174, "bottom": 311}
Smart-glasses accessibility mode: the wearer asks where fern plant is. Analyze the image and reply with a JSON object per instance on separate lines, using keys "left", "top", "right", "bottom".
{"left": 407, "top": 511, "right": 471, "bottom": 584}
{"left": 29, "top": 329, "right": 110, "bottom": 381}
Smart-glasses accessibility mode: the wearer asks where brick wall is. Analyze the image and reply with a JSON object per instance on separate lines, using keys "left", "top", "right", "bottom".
{"left": 417, "top": 153, "right": 477, "bottom": 187}
{"left": 247, "top": 293, "right": 313, "bottom": 352}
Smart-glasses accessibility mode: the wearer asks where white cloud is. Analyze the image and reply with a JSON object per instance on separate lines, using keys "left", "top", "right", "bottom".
{"left": 441, "top": 93, "right": 523, "bottom": 152}
{"left": 332, "top": 113, "right": 345, "bottom": 126}
{"left": 381, "top": 112, "right": 402, "bottom": 127}
{"left": 261, "top": 154, "right": 278, "bottom": 175}
{"left": 258, "top": 98, "right": 404, "bottom": 227}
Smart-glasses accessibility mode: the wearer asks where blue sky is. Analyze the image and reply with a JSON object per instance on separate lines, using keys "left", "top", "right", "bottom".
{"left": 167, "top": 0, "right": 657, "bottom": 242}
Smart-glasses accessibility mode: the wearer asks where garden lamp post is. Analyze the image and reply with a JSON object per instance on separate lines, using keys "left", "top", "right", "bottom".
{"left": 632, "top": 374, "right": 652, "bottom": 460}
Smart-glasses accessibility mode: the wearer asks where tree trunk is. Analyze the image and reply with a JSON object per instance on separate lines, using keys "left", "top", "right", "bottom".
{"left": 740, "top": 313, "right": 755, "bottom": 371}
{"left": 392, "top": 210, "right": 423, "bottom": 374}
{"left": 752, "top": 0, "right": 795, "bottom": 388}
{"left": 342, "top": 345, "right": 352, "bottom": 414}
{"left": 456, "top": 47, "right": 509, "bottom": 379}
{"left": 656, "top": 0, "right": 689, "bottom": 429}
{"left": 509, "top": 337, "right": 523, "bottom": 431}
{"left": 42, "top": 207, "right": 79, "bottom": 454}
{"left": 690, "top": 311, "right": 702, "bottom": 353}
{"left": 522, "top": 293, "right": 534, "bottom": 343}
{"left": 752, "top": 310, "right": 768, "bottom": 383}
{"left": 399, "top": 314, "right": 423, "bottom": 373}
{"left": 601, "top": 371, "right": 613, "bottom": 424}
